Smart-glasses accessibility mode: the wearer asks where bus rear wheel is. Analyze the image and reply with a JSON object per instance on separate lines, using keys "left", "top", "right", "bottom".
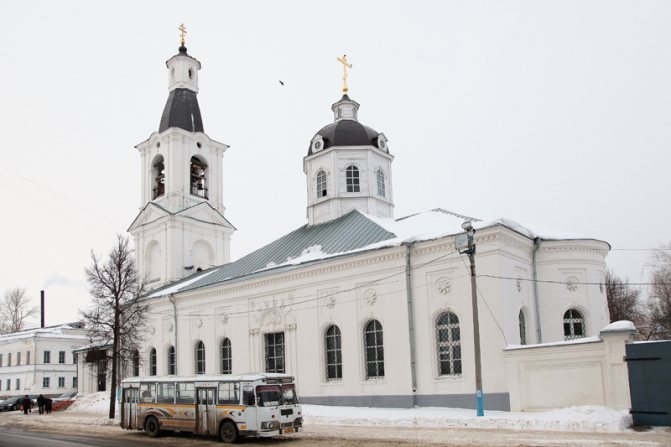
{"left": 219, "top": 420, "right": 238, "bottom": 443}
{"left": 145, "top": 416, "right": 161, "bottom": 437}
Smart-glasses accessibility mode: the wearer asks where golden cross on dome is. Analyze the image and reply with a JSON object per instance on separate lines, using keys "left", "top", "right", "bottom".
{"left": 179, "top": 23, "right": 187, "bottom": 46}
{"left": 337, "top": 54, "right": 352, "bottom": 94}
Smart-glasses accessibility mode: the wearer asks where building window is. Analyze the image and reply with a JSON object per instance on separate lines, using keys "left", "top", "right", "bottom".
{"left": 16, "top": 378, "right": 20, "bottom": 390}
{"left": 190, "top": 156, "right": 208, "bottom": 199}
{"left": 149, "top": 348, "right": 157, "bottom": 376}
{"left": 59, "top": 351, "right": 66, "bottom": 364}
{"left": 73, "top": 377, "right": 78, "bottom": 388}
{"left": 58, "top": 377, "right": 65, "bottom": 388}
{"left": 376, "top": 169, "right": 385, "bottom": 197}
{"left": 152, "top": 155, "right": 165, "bottom": 199}
{"left": 220, "top": 338, "right": 232, "bottom": 374}
{"left": 16, "top": 352, "right": 21, "bottom": 366}
{"left": 436, "top": 311, "right": 462, "bottom": 376}
{"left": 564, "top": 308, "right": 586, "bottom": 340}
{"left": 132, "top": 350, "right": 139, "bottom": 377}
{"left": 264, "top": 332, "right": 285, "bottom": 373}
{"left": 0, "top": 380, "right": 2, "bottom": 391}
{"left": 346, "top": 165, "right": 360, "bottom": 192}
{"left": 364, "top": 320, "right": 384, "bottom": 379}
{"left": 26, "top": 351, "right": 30, "bottom": 365}
{"left": 8, "top": 353, "right": 11, "bottom": 366}
{"left": 168, "top": 345, "right": 176, "bottom": 375}
{"left": 317, "top": 170, "right": 327, "bottom": 198}
{"left": 325, "top": 325, "right": 342, "bottom": 381}
{"left": 44, "top": 351, "right": 50, "bottom": 364}
{"left": 0, "top": 353, "right": 3, "bottom": 367}
{"left": 519, "top": 309, "right": 527, "bottom": 345}
{"left": 195, "top": 341, "right": 206, "bottom": 374}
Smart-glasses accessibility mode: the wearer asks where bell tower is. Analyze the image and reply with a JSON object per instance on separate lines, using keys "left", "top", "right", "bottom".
{"left": 129, "top": 26, "right": 235, "bottom": 290}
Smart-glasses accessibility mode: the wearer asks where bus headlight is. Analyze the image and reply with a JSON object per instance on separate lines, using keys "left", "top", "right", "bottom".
{"left": 261, "top": 421, "right": 280, "bottom": 430}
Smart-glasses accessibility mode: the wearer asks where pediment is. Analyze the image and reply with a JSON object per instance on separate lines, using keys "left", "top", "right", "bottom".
{"left": 128, "top": 203, "right": 171, "bottom": 231}
{"left": 176, "top": 202, "right": 235, "bottom": 229}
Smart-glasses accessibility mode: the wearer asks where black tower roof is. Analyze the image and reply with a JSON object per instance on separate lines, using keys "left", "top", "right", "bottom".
{"left": 159, "top": 88, "right": 204, "bottom": 133}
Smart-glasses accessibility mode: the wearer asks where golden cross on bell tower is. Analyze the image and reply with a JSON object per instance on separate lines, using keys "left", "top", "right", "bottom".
{"left": 337, "top": 54, "right": 352, "bottom": 94}
{"left": 179, "top": 23, "right": 187, "bottom": 47}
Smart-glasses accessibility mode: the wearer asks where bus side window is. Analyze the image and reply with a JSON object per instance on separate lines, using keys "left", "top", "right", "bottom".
{"left": 140, "top": 383, "right": 156, "bottom": 403}
{"left": 242, "top": 386, "right": 255, "bottom": 406}
{"left": 218, "top": 382, "right": 239, "bottom": 405}
{"left": 176, "top": 383, "right": 195, "bottom": 404}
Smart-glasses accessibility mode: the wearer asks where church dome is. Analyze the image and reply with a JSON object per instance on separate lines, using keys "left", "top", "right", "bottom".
{"left": 307, "top": 94, "right": 382, "bottom": 155}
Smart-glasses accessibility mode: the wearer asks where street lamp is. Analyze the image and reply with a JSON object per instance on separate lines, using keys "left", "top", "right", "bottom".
{"left": 455, "top": 220, "right": 484, "bottom": 417}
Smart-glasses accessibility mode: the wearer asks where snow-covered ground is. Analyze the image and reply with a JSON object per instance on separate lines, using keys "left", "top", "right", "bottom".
{"left": 67, "top": 391, "right": 631, "bottom": 433}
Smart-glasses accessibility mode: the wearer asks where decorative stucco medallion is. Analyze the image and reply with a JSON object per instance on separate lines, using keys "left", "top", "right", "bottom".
{"left": 325, "top": 295, "right": 336, "bottom": 309}
{"left": 168, "top": 322, "right": 174, "bottom": 332}
{"left": 149, "top": 326, "right": 155, "bottom": 335}
{"left": 516, "top": 277, "right": 522, "bottom": 293}
{"left": 364, "top": 289, "right": 377, "bottom": 305}
{"left": 221, "top": 312, "right": 229, "bottom": 325}
{"left": 436, "top": 278, "right": 451, "bottom": 295}
{"left": 566, "top": 276, "right": 579, "bottom": 292}
{"left": 195, "top": 317, "right": 203, "bottom": 328}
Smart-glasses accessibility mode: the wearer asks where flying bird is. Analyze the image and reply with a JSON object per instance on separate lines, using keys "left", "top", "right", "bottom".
{"left": 279, "top": 80, "right": 284, "bottom": 86}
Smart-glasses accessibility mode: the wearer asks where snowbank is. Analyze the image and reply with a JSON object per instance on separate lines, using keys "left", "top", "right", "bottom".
{"left": 67, "top": 392, "right": 631, "bottom": 433}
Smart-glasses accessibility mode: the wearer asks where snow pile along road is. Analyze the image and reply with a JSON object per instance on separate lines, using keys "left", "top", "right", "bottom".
{"left": 66, "top": 392, "right": 631, "bottom": 433}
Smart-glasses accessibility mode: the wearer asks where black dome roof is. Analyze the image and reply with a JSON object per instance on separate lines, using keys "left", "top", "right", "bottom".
{"left": 159, "top": 88, "right": 204, "bottom": 133}
{"left": 309, "top": 120, "right": 379, "bottom": 155}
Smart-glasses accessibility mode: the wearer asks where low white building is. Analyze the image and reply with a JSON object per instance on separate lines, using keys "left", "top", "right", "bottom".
{"left": 0, "top": 323, "right": 89, "bottom": 398}
{"left": 78, "top": 42, "right": 635, "bottom": 412}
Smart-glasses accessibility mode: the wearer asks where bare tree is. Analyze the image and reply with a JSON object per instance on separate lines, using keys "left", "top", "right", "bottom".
{"left": 647, "top": 244, "right": 671, "bottom": 340}
{"left": 80, "top": 235, "right": 147, "bottom": 419}
{"left": 0, "top": 287, "right": 38, "bottom": 334}
{"left": 605, "top": 270, "right": 644, "bottom": 326}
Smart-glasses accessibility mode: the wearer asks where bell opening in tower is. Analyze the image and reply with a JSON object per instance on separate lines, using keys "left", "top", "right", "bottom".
{"left": 190, "top": 156, "right": 208, "bottom": 199}
{"left": 152, "top": 155, "right": 165, "bottom": 199}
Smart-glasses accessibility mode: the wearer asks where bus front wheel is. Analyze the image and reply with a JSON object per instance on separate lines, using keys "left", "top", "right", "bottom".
{"left": 145, "top": 416, "right": 161, "bottom": 437}
{"left": 219, "top": 420, "right": 238, "bottom": 443}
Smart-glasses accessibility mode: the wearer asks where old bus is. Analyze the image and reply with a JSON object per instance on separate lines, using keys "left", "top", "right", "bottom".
{"left": 120, "top": 373, "right": 303, "bottom": 442}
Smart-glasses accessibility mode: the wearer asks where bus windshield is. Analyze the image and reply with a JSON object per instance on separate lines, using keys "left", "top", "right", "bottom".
{"left": 281, "top": 384, "right": 298, "bottom": 404}
{"left": 256, "top": 385, "right": 282, "bottom": 407}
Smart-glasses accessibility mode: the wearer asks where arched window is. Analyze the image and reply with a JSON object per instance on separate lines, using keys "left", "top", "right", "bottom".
{"left": 325, "top": 325, "right": 342, "bottom": 381}
{"left": 190, "top": 156, "right": 208, "bottom": 199}
{"left": 518, "top": 309, "right": 527, "bottom": 345}
{"left": 188, "top": 68, "right": 193, "bottom": 79}
{"left": 149, "top": 348, "right": 157, "bottom": 376}
{"left": 436, "top": 311, "right": 462, "bottom": 376}
{"left": 317, "top": 170, "right": 328, "bottom": 198}
{"left": 195, "top": 340, "right": 206, "bottom": 374}
{"left": 346, "top": 166, "right": 360, "bottom": 193}
{"left": 563, "top": 308, "right": 586, "bottom": 340}
{"left": 220, "top": 338, "right": 232, "bottom": 374}
{"left": 152, "top": 155, "right": 165, "bottom": 199}
{"left": 376, "top": 169, "right": 385, "bottom": 197}
{"left": 131, "top": 350, "right": 139, "bottom": 377}
{"left": 363, "top": 320, "right": 384, "bottom": 379}
{"left": 167, "top": 345, "right": 176, "bottom": 375}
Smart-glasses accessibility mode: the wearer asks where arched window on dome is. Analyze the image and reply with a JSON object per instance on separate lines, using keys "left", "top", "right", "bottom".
{"left": 346, "top": 166, "right": 360, "bottom": 193}
{"left": 376, "top": 169, "right": 385, "bottom": 197}
{"left": 563, "top": 308, "right": 586, "bottom": 340}
{"left": 190, "top": 156, "right": 208, "bottom": 199}
{"left": 195, "top": 340, "right": 206, "bottom": 374}
{"left": 149, "top": 347, "right": 157, "bottom": 376}
{"left": 518, "top": 309, "right": 527, "bottom": 345}
{"left": 316, "top": 170, "right": 327, "bottom": 198}
{"left": 220, "top": 338, "right": 232, "bottom": 374}
{"left": 152, "top": 155, "right": 165, "bottom": 199}
{"left": 436, "top": 311, "right": 461, "bottom": 376}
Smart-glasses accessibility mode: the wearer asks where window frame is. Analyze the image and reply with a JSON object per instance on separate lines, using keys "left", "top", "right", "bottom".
{"left": 324, "top": 325, "right": 343, "bottom": 381}
{"left": 563, "top": 308, "right": 586, "bottom": 340}
{"left": 376, "top": 169, "right": 385, "bottom": 197}
{"left": 149, "top": 348, "right": 157, "bottom": 376}
{"left": 316, "top": 170, "right": 328, "bottom": 198}
{"left": 264, "top": 332, "right": 285, "bottom": 374}
{"left": 518, "top": 309, "right": 527, "bottom": 345}
{"left": 195, "top": 340, "right": 206, "bottom": 375}
{"left": 363, "top": 319, "right": 384, "bottom": 379}
{"left": 346, "top": 165, "right": 360, "bottom": 193}
{"left": 168, "top": 345, "right": 176, "bottom": 375}
{"left": 435, "top": 311, "right": 462, "bottom": 377}
{"left": 220, "top": 338, "right": 232, "bottom": 375}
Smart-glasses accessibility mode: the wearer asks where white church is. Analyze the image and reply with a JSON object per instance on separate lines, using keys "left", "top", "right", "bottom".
{"left": 79, "top": 40, "right": 635, "bottom": 412}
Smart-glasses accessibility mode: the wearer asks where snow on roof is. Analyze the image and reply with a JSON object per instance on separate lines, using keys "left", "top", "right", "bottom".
{"left": 505, "top": 335, "right": 602, "bottom": 350}
{"left": 0, "top": 323, "right": 89, "bottom": 345}
{"left": 601, "top": 320, "right": 636, "bottom": 332}
{"left": 146, "top": 268, "right": 218, "bottom": 298}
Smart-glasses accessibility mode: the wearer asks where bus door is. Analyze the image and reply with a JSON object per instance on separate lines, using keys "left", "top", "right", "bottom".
{"left": 122, "top": 387, "right": 139, "bottom": 429}
{"left": 242, "top": 384, "right": 258, "bottom": 431}
{"left": 196, "top": 387, "right": 216, "bottom": 435}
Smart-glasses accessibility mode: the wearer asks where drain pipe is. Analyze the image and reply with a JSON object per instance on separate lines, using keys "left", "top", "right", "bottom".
{"left": 402, "top": 242, "right": 417, "bottom": 405}
{"left": 532, "top": 238, "right": 543, "bottom": 344}
{"left": 169, "top": 294, "right": 178, "bottom": 375}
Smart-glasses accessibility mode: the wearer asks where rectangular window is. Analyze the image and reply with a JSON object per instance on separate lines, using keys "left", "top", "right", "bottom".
{"left": 217, "top": 382, "right": 239, "bottom": 405}
{"left": 140, "top": 383, "right": 156, "bottom": 403}
{"left": 17, "top": 352, "right": 21, "bottom": 366}
{"left": 0, "top": 353, "right": 3, "bottom": 367}
{"left": 73, "top": 377, "right": 78, "bottom": 388}
{"left": 43, "top": 377, "right": 50, "bottom": 388}
{"left": 8, "top": 353, "right": 11, "bottom": 366}
{"left": 58, "top": 377, "right": 65, "bottom": 388}
{"left": 44, "top": 351, "right": 51, "bottom": 364}
{"left": 264, "top": 332, "right": 285, "bottom": 373}
{"left": 16, "top": 378, "right": 20, "bottom": 390}
{"left": 59, "top": 351, "right": 66, "bottom": 364}
{"left": 176, "top": 383, "right": 195, "bottom": 404}
{"left": 26, "top": 351, "right": 31, "bottom": 365}
{"left": 157, "top": 382, "right": 175, "bottom": 403}
{"left": 6, "top": 379, "right": 10, "bottom": 390}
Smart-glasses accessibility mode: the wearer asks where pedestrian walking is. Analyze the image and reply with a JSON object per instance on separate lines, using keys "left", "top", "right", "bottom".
{"left": 21, "top": 395, "right": 31, "bottom": 415}
{"left": 37, "top": 394, "right": 45, "bottom": 414}
{"left": 44, "top": 397, "right": 52, "bottom": 414}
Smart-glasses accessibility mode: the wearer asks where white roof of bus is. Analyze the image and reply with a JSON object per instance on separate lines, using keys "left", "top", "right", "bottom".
{"left": 121, "top": 373, "right": 293, "bottom": 384}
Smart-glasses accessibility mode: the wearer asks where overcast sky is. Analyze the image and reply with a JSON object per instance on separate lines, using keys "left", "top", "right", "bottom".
{"left": 1, "top": 1, "right": 669, "bottom": 327}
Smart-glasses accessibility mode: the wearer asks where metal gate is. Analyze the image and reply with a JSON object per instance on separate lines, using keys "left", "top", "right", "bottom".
{"left": 626, "top": 340, "right": 671, "bottom": 426}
